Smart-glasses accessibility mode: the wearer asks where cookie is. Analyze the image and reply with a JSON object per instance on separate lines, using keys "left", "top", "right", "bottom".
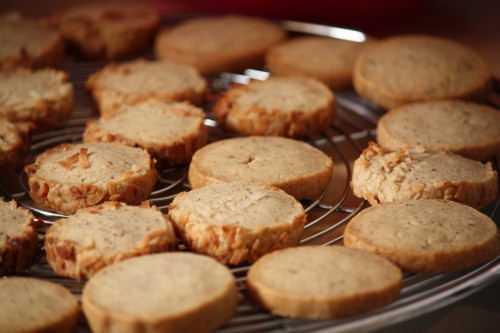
{"left": 45, "top": 202, "right": 177, "bottom": 280}
{"left": 0, "top": 277, "right": 79, "bottom": 333}
{"left": 87, "top": 59, "right": 206, "bottom": 116}
{"left": 247, "top": 246, "right": 402, "bottom": 319}
{"left": 168, "top": 182, "right": 306, "bottom": 265}
{"left": 51, "top": 2, "right": 159, "bottom": 59}
{"left": 354, "top": 35, "right": 491, "bottom": 108}
{"left": 25, "top": 143, "right": 157, "bottom": 214}
{"left": 82, "top": 252, "right": 238, "bottom": 333}
{"left": 155, "top": 15, "right": 286, "bottom": 75}
{"left": 0, "top": 118, "right": 27, "bottom": 170}
{"left": 189, "top": 136, "right": 333, "bottom": 200}
{"left": 0, "top": 200, "right": 37, "bottom": 274}
{"left": 0, "top": 68, "right": 73, "bottom": 130}
{"left": 83, "top": 99, "right": 207, "bottom": 164}
{"left": 213, "top": 77, "right": 335, "bottom": 138}
{"left": 0, "top": 13, "right": 64, "bottom": 69}
{"left": 352, "top": 143, "right": 498, "bottom": 208}
{"left": 377, "top": 100, "right": 500, "bottom": 160}
{"left": 344, "top": 200, "right": 500, "bottom": 273}
{"left": 266, "top": 37, "right": 368, "bottom": 89}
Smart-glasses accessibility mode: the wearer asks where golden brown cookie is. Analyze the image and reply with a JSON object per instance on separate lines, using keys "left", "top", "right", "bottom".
{"left": 189, "top": 136, "right": 333, "bottom": 200}
{"left": 87, "top": 59, "right": 207, "bottom": 115}
{"left": 155, "top": 15, "right": 286, "bottom": 75}
{"left": 0, "top": 118, "right": 27, "bottom": 170}
{"left": 82, "top": 252, "right": 238, "bottom": 333}
{"left": 344, "top": 200, "right": 500, "bottom": 273}
{"left": 247, "top": 246, "right": 402, "bottom": 319}
{"left": 354, "top": 35, "right": 491, "bottom": 108}
{"left": 213, "top": 77, "right": 335, "bottom": 138}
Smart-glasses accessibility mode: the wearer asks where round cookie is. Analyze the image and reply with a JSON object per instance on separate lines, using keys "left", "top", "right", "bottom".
{"left": 0, "top": 118, "right": 27, "bottom": 170}
{"left": 168, "top": 182, "right": 306, "bottom": 265}
{"left": 247, "top": 246, "right": 402, "bottom": 319}
{"left": 0, "top": 69, "right": 73, "bottom": 129}
{"left": 45, "top": 202, "right": 177, "bottom": 280}
{"left": 213, "top": 77, "right": 335, "bottom": 138}
{"left": 189, "top": 136, "right": 333, "bottom": 200}
{"left": 0, "top": 13, "right": 64, "bottom": 69}
{"left": 0, "top": 200, "right": 37, "bottom": 274}
{"left": 25, "top": 143, "right": 157, "bottom": 214}
{"left": 354, "top": 35, "right": 491, "bottom": 108}
{"left": 155, "top": 15, "right": 286, "bottom": 75}
{"left": 84, "top": 99, "right": 207, "bottom": 164}
{"left": 377, "top": 100, "right": 500, "bottom": 160}
{"left": 0, "top": 278, "right": 79, "bottom": 333}
{"left": 266, "top": 37, "right": 368, "bottom": 89}
{"left": 82, "top": 252, "right": 238, "bottom": 333}
{"left": 87, "top": 60, "right": 206, "bottom": 116}
{"left": 344, "top": 200, "right": 500, "bottom": 273}
{"left": 352, "top": 143, "right": 498, "bottom": 208}
{"left": 51, "top": 2, "right": 159, "bottom": 59}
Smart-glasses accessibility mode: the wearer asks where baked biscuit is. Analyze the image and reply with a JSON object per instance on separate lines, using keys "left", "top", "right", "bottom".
{"left": 213, "top": 77, "right": 334, "bottom": 138}
{"left": 0, "top": 68, "right": 73, "bottom": 129}
{"left": 46, "top": 202, "right": 177, "bottom": 280}
{"left": 267, "top": 37, "right": 368, "bottom": 89}
{"left": 0, "top": 118, "right": 27, "bottom": 170}
{"left": 377, "top": 100, "right": 500, "bottom": 160}
{"left": 352, "top": 143, "right": 498, "bottom": 208}
{"left": 0, "top": 13, "right": 64, "bottom": 69}
{"left": 354, "top": 35, "right": 491, "bottom": 108}
{"left": 87, "top": 60, "right": 206, "bottom": 115}
{"left": 50, "top": 2, "right": 159, "bottom": 59}
{"left": 25, "top": 143, "right": 157, "bottom": 214}
{"left": 247, "top": 246, "right": 402, "bottom": 319}
{"left": 344, "top": 200, "right": 500, "bottom": 273}
{"left": 168, "top": 182, "right": 306, "bottom": 265}
{"left": 0, "top": 200, "right": 37, "bottom": 274}
{"left": 0, "top": 277, "right": 79, "bottom": 333}
{"left": 155, "top": 15, "right": 286, "bottom": 75}
{"left": 189, "top": 137, "right": 333, "bottom": 200}
{"left": 84, "top": 99, "right": 207, "bottom": 164}
{"left": 82, "top": 252, "right": 238, "bottom": 333}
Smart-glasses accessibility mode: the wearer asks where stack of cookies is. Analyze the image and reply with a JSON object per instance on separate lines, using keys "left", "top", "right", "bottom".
{"left": 1, "top": 3, "right": 499, "bottom": 332}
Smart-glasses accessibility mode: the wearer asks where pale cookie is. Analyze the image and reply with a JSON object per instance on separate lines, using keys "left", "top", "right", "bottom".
{"left": 247, "top": 246, "right": 402, "bottom": 319}
{"left": 214, "top": 77, "right": 334, "bottom": 138}
{"left": 0, "top": 278, "right": 79, "bottom": 333}
{"left": 189, "top": 136, "right": 333, "bottom": 200}
{"left": 0, "top": 13, "right": 64, "bottom": 69}
{"left": 169, "top": 182, "right": 306, "bottom": 265}
{"left": 0, "top": 118, "right": 27, "bottom": 170}
{"left": 0, "top": 199, "right": 37, "bottom": 274}
{"left": 377, "top": 100, "right": 500, "bottom": 160}
{"left": 0, "top": 68, "right": 73, "bottom": 129}
{"left": 45, "top": 202, "right": 177, "bottom": 280}
{"left": 352, "top": 143, "right": 498, "bottom": 208}
{"left": 82, "top": 252, "right": 238, "bottom": 333}
{"left": 354, "top": 35, "right": 491, "bottom": 108}
{"left": 344, "top": 200, "right": 500, "bottom": 273}
{"left": 25, "top": 143, "right": 157, "bottom": 214}
{"left": 155, "top": 15, "right": 286, "bottom": 75}
{"left": 267, "top": 37, "right": 368, "bottom": 89}
{"left": 87, "top": 59, "right": 206, "bottom": 115}
{"left": 84, "top": 99, "right": 207, "bottom": 164}
{"left": 51, "top": 2, "right": 159, "bottom": 59}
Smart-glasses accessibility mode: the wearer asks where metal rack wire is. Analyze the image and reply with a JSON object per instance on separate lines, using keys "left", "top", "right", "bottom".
{"left": 2, "top": 20, "right": 499, "bottom": 333}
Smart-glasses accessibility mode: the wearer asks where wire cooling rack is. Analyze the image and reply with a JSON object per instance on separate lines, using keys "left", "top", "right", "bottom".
{"left": 1, "top": 20, "right": 499, "bottom": 333}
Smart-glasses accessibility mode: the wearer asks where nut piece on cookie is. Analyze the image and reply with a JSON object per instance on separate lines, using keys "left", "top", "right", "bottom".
{"left": 49, "top": 2, "right": 159, "bottom": 59}
{"left": 25, "top": 143, "right": 157, "bottom": 214}
{"left": 213, "top": 77, "right": 335, "bottom": 138}
{"left": 84, "top": 99, "right": 207, "bottom": 165}
{"left": 45, "top": 201, "right": 177, "bottom": 280}
{"left": 352, "top": 142, "right": 498, "bottom": 208}
{"left": 87, "top": 59, "right": 207, "bottom": 115}
{"left": 155, "top": 15, "right": 286, "bottom": 75}
{"left": 168, "top": 182, "right": 306, "bottom": 265}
